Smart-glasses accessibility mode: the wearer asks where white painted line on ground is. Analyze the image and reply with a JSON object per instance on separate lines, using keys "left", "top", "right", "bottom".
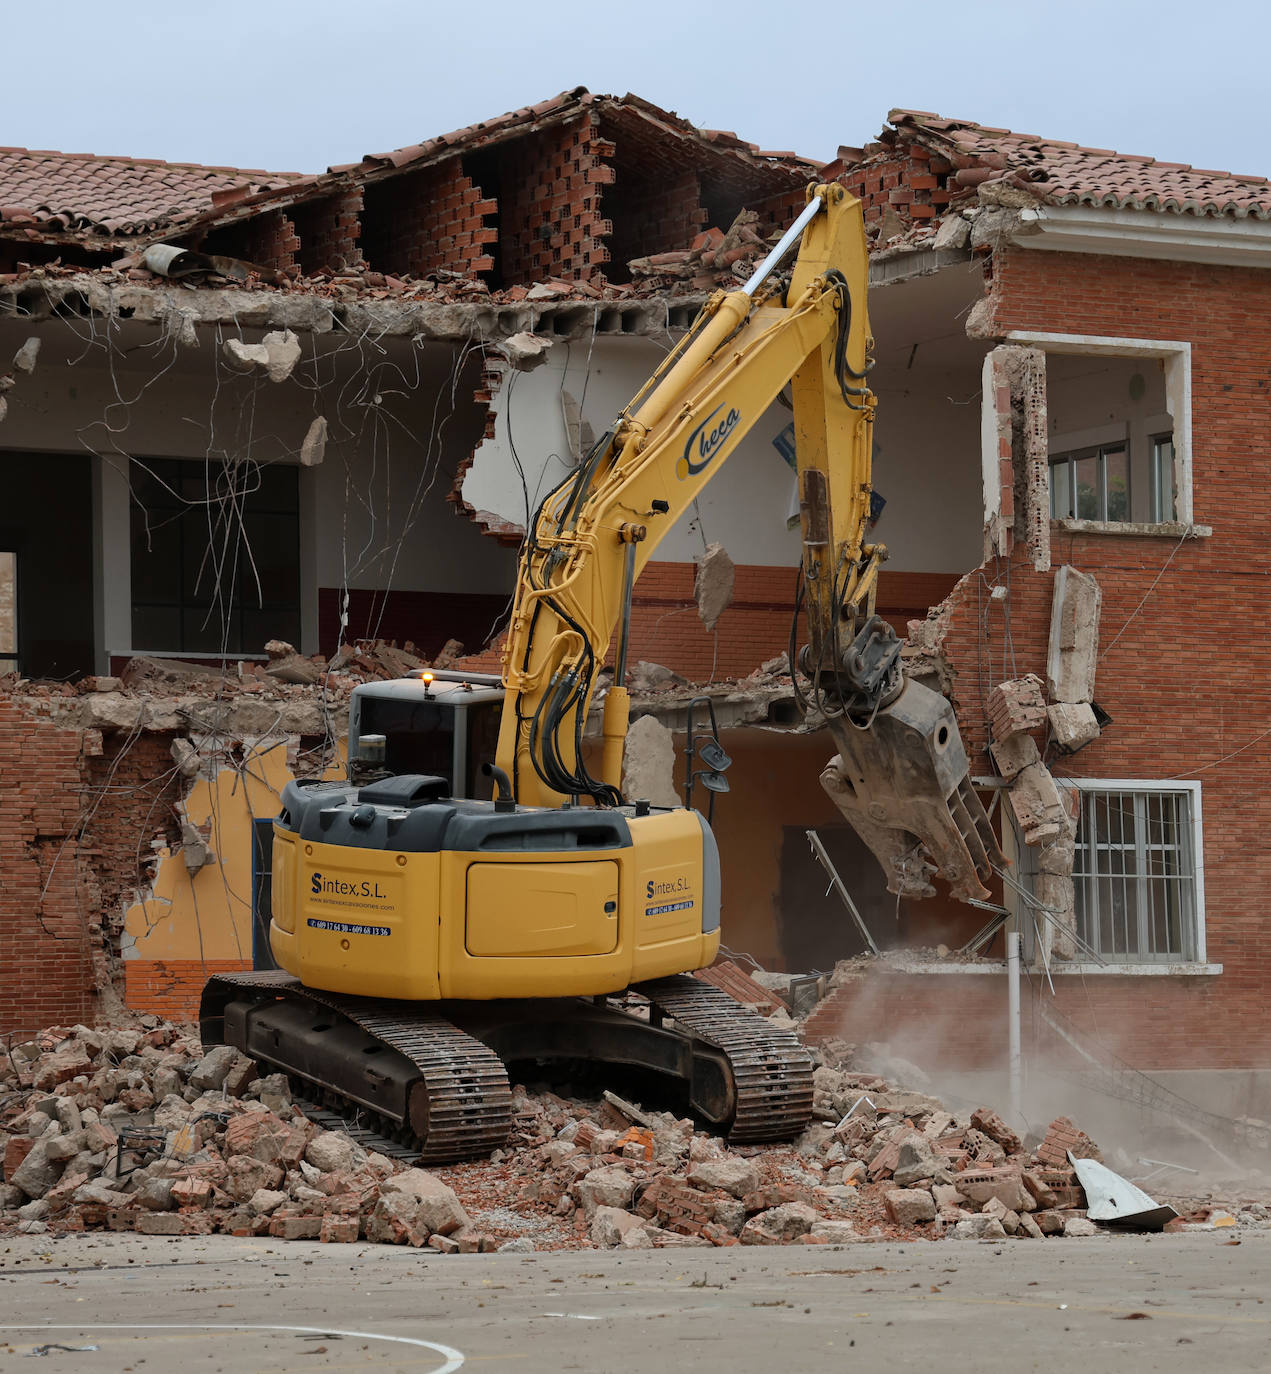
{"left": 0, "top": 1323, "right": 464, "bottom": 1371}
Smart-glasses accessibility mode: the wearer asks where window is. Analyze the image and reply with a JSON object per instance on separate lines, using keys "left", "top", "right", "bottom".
{"left": 1067, "top": 782, "right": 1203, "bottom": 963}
{"left": 1049, "top": 444, "right": 1131, "bottom": 522}
{"left": 130, "top": 458, "right": 301, "bottom": 655}
{"left": 1150, "top": 433, "right": 1177, "bottom": 523}
{"left": 0, "top": 550, "right": 16, "bottom": 673}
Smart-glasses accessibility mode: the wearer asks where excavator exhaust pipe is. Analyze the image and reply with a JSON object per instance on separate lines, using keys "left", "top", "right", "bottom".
{"left": 820, "top": 678, "right": 1002, "bottom": 903}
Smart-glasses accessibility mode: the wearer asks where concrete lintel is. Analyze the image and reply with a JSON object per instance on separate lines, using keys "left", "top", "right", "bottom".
{"left": 869, "top": 247, "right": 974, "bottom": 286}
{"left": 0, "top": 274, "right": 700, "bottom": 344}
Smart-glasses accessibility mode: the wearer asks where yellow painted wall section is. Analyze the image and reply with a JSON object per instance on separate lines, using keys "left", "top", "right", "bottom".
{"left": 123, "top": 742, "right": 344, "bottom": 965}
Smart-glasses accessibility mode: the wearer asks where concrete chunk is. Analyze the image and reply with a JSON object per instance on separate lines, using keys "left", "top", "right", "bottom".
{"left": 1047, "top": 566, "right": 1101, "bottom": 703}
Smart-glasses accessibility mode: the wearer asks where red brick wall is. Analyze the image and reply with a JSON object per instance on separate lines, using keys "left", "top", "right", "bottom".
{"left": 604, "top": 167, "right": 705, "bottom": 278}
{"left": 0, "top": 698, "right": 97, "bottom": 1034}
{"left": 874, "top": 246, "right": 1271, "bottom": 1072}
{"left": 201, "top": 209, "right": 300, "bottom": 274}
{"left": 494, "top": 116, "right": 613, "bottom": 284}
{"left": 625, "top": 563, "right": 960, "bottom": 683}
{"left": 361, "top": 164, "right": 495, "bottom": 278}
{"left": 833, "top": 138, "right": 956, "bottom": 230}
{"left": 125, "top": 958, "right": 250, "bottom": 1024}
{"left": 292, "top": 190, "right": 364, "bottom": 275}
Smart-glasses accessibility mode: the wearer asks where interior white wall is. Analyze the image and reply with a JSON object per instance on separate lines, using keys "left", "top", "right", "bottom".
{"left": 0, "top": 319, "right": 516, "bottom": 659}
{"left": 462, "top": 266, "right": 990, "bottom": 578}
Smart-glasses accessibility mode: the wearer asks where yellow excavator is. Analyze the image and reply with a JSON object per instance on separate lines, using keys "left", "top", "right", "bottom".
{"left": 200, "top": 184, "right": 1000, "bottom": 1162}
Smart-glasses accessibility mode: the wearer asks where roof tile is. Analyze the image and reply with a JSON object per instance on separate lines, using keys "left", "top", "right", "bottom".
{"left": 890, "top": 110, "right": 1271, "bottom": 220}
{"left": 0, "top": 148, "right": 304, "bottom": 236}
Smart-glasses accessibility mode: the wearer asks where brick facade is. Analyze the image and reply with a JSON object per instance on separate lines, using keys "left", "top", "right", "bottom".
{"left": 0, "top": 696, "right": 186, "bottom": 1036}
{"left": 858, "top": 244, "right": 1271, "bottom": 1073}
{"left": 292, "top": 189, "right": 364, "bottom": 274}
{"left": 361, "top": 164, "right": 495, "bottom": 278}
{"left": 124, "top": 957, "right": 250, "bottom": 1023}
{"left": 488, "top": 115, "right": 614, "bottom": 285}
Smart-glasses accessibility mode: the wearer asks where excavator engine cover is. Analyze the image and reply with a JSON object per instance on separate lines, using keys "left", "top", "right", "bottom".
{"left": 820, "top": 677, "right": 1001, "bottom": 902}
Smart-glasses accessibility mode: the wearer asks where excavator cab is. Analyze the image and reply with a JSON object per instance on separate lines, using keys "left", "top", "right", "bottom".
{"left": 348, "top": 669, "right": 505, "bottom": 799}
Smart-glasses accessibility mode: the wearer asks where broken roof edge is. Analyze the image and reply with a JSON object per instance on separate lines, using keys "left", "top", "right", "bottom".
{"left": 885, "top": 108, "right": 1271, "bottom": 223}
{"left": 164, "top": 88, "right": 821, "bottom": 253}
{"left": 0, "top": 270, "right": 711, "bottom": 342}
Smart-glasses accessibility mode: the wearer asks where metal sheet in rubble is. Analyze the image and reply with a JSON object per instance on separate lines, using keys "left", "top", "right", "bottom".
{"left": 1069, "top": 1152, "right": 1178, "bottom": 1230}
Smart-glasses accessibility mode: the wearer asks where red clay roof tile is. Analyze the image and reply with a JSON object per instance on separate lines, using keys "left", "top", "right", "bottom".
{"left": 0, "top": 148, "right": 304, "bottom": 236}
{"left": 889, "top": 109, "right": 1271, "bottom": 219}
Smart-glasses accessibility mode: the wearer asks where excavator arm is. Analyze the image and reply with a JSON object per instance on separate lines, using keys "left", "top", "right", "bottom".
{"left": 495, "top": 184, "right": 1000, "bottom": 902}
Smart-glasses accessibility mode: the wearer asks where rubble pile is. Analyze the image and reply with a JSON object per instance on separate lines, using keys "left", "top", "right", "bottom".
{"left": 1, "top": 1020, "right": 1253, "bottom": 1253}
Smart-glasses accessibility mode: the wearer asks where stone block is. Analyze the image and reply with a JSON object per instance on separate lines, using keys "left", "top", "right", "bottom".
{"left": 379, "top": 1168, "right": 470, "bottom": 1236}
{"left": 883, "top": 1189, "right": 937, "bottom": 1226}
{"left": 1047, "top": 702, "right": 1100, "bottom": 752}
{"left": 989, "top": 731, "right": 1041, "bottom": 781}
{"left": 686, "top": 1157, "right": 759, "bottom": 1199}
{"left": 590, "top": 1205, "right": 647, "bottom": 1247}
{"left": 575, "top": 1164, "right": 637, "bottom": 1218}
{"left": 1047, "top": 566, "right": 1101, "bottom": 704}
{"left": 953, "top": 1166, "right": 1032, "bottom": 1213}
{"left": 270, "top": 1214, "right": 323, "bottom": 1240}
{"left": 740, "top": 1202, "right": 822, "bottom": 1245}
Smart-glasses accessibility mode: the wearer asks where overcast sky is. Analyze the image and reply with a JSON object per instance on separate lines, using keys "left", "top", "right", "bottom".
{"left": 3, "top": 0, "right": 1261, "bottom": 180}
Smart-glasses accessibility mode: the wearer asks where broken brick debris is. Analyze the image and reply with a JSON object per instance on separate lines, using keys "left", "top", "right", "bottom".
{"left": 0, "top": 1018, "right": 1234, "bottom": 1253}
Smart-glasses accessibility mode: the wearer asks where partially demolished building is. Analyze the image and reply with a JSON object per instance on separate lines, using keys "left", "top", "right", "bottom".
{"left": 0, "top": 93, "right": 1264, "bottom": 1116}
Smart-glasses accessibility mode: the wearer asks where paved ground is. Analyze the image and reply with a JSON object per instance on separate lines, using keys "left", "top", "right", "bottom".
{"left": 0, "top": 1230, "right": 1266, "bottom": 1372}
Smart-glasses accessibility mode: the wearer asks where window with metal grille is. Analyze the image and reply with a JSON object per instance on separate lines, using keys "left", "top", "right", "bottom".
{"left": 1068, "top": 783, "right": 1203, "bottom": 962}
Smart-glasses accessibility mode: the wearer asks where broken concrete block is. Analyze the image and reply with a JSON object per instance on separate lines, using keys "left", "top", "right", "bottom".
{"left": 11, "top": 1142, "right": 63, "bottom": 1199}
{"left": 223, "top": 338, "right": 271, "bottom": 372}
{"left": 694, "top": 542, "right": 735, "bottom": 634}
{"left": 892, "top": 1136, "right": 951, "bottom": 1187}
{"left": 1062, "top": 1216, "right": 1098, "bottom": 1237}
{"left": 496, "top": 331, "right": 553, "bottom": 370}
{"left": 575, "top": 1165, "right": 636, "bottom": 1218}
{"left": 224, "top": 1155, "right": 286, "bottom": 1203}
{"left": 590, "top": 1205, "right": 646, "bottom": 1247}
{"left": 808, "top": 1220, "right": 859, "bottom": 1244}
{"left": 496, "top": 1237, "right": 536, "bottom": 1253}
{"left": 300, "top": 416, "right": 328, "bottom": 467}
{"left": 953, "top": 1165, "right": 1032, "bottom": 1213}
{"left": 686, "top": 1157, "right": 759, "bottom": 1200}
{"left": 379, "top": 1169, "right": 470, "bottom": 1236}
{"left": 987, "top": 675, "right": 1048, "bottom": 739}
{"left": 740, "top": 1201, "right": 822, "bottom": 1244}
{"left": 1047, "top": 566, "right": 1101, "bottom": 703}
{"left": 989, "top": 730, "right": 1040, "bottom": 781}
{"left": 951, "top": 1214, "right": 1008, "bottom": 1240}
{"left": 969, "top": 1107, "right": 1022, "bottom": 1156}
{"left": 262, "top": 329, "right": 302, "bottom": 382}
{"left": 884, "top": 1189, "right": 937, "bottom": 1226}
{"left": 188, "top": 1045, "right": 239, "bottom": 1092}
{"left": 1008, "top": 761, "right": 1069, "bottom": 846}
{"left": 621, "top": 714, "right": 681, "bottom": 810}
{"left": 1047, "top": 701, "right": 1100, "bottom": 753}
{"left": 932, "top": 214, "right": 972, "bottom": 252}
{"left": 12, "top": 337, "right": 39, "bottom": 374}
{"left": 304, "top": 1131, "right": 356, "bottom": 1175}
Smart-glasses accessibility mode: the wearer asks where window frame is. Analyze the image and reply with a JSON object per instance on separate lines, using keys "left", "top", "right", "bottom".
{"left": 1048, "top": 441, "right": 1132, "bottom": 523}
{"left": 129, "top": 457, "right": 301, "bottom": 656}
{"left": 1000, "top": 331, "right": 1199, "bottom": 534}
{"left": 1058, "top": 778, "right": 1206, "bottom": 965}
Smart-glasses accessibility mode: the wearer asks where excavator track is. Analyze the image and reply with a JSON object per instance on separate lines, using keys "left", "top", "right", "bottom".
{"left": 636, "top": 975, "right": 814, "bottom": 1143}
{"left": 201, "top": 970, "right": 813, "bottom": 1161}
{"left": 200, "top": 971, "right": 513, "bottom": 1164}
